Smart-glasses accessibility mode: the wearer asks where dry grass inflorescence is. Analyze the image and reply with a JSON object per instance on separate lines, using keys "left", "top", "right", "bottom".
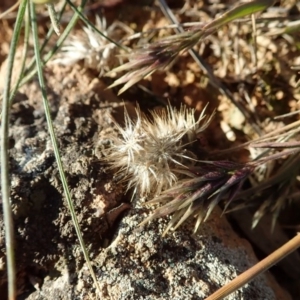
{"left": 1, "top": 0, "right": 300, "bottom": 299}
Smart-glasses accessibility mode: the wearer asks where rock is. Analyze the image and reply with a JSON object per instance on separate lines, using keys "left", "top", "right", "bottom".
{"left": 92, "top": 206, "right": 291, "bottom": 300}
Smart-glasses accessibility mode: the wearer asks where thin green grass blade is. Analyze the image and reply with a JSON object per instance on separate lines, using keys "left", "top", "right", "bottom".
{"left": 0, "top": 2, "right": 30, "bottom": 121}
{"left": 47, "top": 3, "right": 61, "bottom": 35}
{"left": 1, "top": 1, "right": 28, "bottom": 299}
{"left": 204, "top": 0, "right": 275, "bottom": 31}
{"left": 18, "top": 0, "right": 68, "bottom": 79}
{"left": 41, "top": 0, "right": 68, "bottom": 49}
{"left": 19, "top": 0, "right": 88, "bottom": 88}
{"left": 42, "top": 0, "right": 85, "bottom": 62}
{"left": 2, "top": 1, "right": 68, "bottom": 101}
{"left": 29, "top": 1, "right": 101, "bottom": 297}
{"left": 8, "top": 3, "right": 30, "bottom": 101}
{"left": 3, "top": 0, "right": 68, "bottom": 103}
{"left": 66, "top": 0, "right": 128, "bottom": 51}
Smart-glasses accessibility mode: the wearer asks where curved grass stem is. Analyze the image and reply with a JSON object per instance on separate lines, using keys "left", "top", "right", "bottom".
{"left": 205, "top": 233, "right": 300, "bottom": 300}
{"left": 1, "top": 1, "right": 28, "bottom": 299}
{"left": 29, "top": 1, "right": 101, "bottom": 297}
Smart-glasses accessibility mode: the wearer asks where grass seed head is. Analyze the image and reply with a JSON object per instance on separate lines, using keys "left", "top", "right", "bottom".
{"left": 140, "top": 161, "right": 255, "bottom": 235}
{"left": 108, "top": 28, "right": 204, "bottom": 94}
{"left": 52, "top": 15, "right": 122, "bottom": 76}
{"left": 106, "top": 104, "right": 212, "bottom": 196}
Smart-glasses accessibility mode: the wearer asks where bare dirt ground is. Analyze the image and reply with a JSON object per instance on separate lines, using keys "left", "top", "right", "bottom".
{"left": 1, "top": 0, "right": 300, "bottom": 299}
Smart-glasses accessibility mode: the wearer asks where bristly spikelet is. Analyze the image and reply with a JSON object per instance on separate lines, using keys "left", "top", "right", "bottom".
{"left": 139, "top": 161, "right": 255, "bottom": 235}
{"left": 106, "top": 104, "right": 213, "bottom": 196}
{"left": 52, "top": 15, "right": 127, "bottom": 76}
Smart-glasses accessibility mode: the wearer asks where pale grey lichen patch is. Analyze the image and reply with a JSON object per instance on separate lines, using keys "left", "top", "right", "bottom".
{"left": 95, "top": 207, "right": 276, "bottom": 300}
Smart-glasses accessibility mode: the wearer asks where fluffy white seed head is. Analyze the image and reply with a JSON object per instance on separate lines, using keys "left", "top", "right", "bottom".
{"left": 106, "top": 104, "right": 212, "bottom": 196}
{"left": 52, "top": 16, "right": 124, "bottom": 76}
